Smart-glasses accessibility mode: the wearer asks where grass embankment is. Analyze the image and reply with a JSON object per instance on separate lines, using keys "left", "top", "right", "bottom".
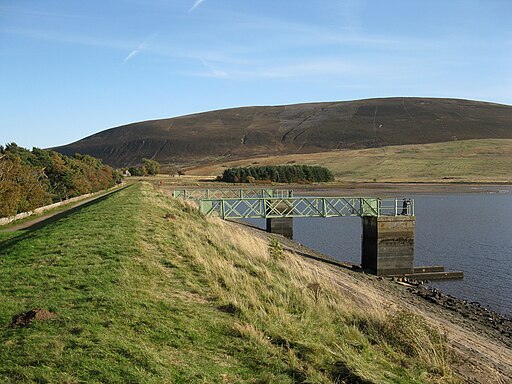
{"left": 0, "top": 183, "right": 459, "bottom": 383}
{"left": 186, "top": 139, "right": 512, "bottom": 183}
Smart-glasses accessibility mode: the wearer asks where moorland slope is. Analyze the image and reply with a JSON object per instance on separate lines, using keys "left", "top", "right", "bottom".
{"left": 53, "top": 98, "right": 512, "bottom": 168}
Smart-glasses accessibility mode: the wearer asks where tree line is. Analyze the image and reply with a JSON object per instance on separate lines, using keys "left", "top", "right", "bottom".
{"left": 0, "top": 143, "right": 122, "bottom": 218}
{"left": 220, "top": 165, "right": 334, "bottom": 183}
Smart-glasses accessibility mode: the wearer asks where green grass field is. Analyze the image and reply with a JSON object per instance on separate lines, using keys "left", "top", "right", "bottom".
{"left": 187, "top": 139, "right": 512, "bottom": 183}
{"left": 0, "top": 183, "right": 460, "bottom": 383}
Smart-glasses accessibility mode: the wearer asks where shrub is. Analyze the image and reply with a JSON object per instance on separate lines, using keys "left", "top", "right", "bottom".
{"left": 128, "top": 166, "right": 146, "bottom": 176}
{"left": 268, "top": 237, "right": 284, "bottom": 260}
{"left": 142, "top": 158, "right": 160, "bottom": 175}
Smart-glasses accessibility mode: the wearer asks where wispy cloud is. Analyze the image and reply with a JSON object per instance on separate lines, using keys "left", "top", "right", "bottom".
{"left": 189, "top": 0, "right": 206, "bottom": 12}
{"left": 124, "top": 33, "right": 160, "bottom": 63}
{"left": 199, "top": 59, "right": 228, "bottom": 78}
{"left": 187, "top": 55, "right": 427, "bottom": 81}
{"left": 2, "top": 26, "right": 243, "bottom": 66}
{"left": 2, "top": 9, "right": 445, "bottom": 78}
{"left": 187, "top": 58, "right": 362, "bottom": 80}
{"left": 3, "top": 27, "right": 133, "bottom": 50}
{"left": 257, "top": 60, "right": 364, "bottom": 78}
{"left": 0, "top": 5, "right": 82, "bottom": 19}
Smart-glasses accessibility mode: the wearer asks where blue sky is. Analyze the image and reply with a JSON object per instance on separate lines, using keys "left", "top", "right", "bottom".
{"left": 1, "top": 0, "right": 511, "bottom": 149}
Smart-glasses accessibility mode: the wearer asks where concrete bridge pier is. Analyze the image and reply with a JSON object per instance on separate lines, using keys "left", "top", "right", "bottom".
{"left": 266, "top": 218, "right": 293, "bottom": 239}
{"left": 361, "top": 216, "right": 415, "bottom": 276}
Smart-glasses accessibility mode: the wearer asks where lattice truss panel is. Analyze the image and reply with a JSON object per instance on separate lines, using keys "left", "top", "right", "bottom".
{"left": 198, "top": 197, "right": 412, "bottom": 218}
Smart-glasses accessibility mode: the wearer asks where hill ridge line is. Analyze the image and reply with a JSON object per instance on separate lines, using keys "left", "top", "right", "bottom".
{"left": 53, "top": 97, "right": 512, "bottom": 168}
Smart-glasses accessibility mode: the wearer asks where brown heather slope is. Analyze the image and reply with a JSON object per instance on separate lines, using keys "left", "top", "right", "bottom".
{"left": 53, "top": 98, "right": 512, "bottom": 168}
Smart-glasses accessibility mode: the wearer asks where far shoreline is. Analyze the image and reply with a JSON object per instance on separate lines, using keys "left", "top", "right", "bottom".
{"left": 291, "top": 181, "right": 512, "bottom": 196}
{"left": 148, "top": 175, "right": 512, "bottom": 196}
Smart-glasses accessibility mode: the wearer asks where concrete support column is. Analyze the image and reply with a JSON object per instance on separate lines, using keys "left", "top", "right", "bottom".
{"left": 266, "top": 217, "right": 293, "bottom": 239}
{"left": 361, "top": 216, "right": 415, "bottom": 276}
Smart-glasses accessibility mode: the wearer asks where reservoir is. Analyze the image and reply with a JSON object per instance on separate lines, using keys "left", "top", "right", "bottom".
{"left": 246, "top": 190, "right": 512, "bottom": 317}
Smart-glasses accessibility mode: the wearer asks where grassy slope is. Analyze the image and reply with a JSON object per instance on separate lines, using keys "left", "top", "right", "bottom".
{"left": 185, "top": 139, "right": 512, "bottom": 182}
{"left": 0, "top": 183, "right": 459, "bottom": 383}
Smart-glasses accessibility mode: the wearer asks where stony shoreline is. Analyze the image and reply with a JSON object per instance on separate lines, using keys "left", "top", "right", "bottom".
{"left": 398, "top": 278, "right": 512, "bottom": 348}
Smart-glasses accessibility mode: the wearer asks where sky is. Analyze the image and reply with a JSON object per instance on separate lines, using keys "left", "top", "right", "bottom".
{"left": 1, "top": 0, "right": 511, "bottom": 149}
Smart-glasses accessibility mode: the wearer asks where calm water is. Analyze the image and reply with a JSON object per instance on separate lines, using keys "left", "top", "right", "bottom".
{"left": 246, "top": 192, "right": 512, "bottom": 316}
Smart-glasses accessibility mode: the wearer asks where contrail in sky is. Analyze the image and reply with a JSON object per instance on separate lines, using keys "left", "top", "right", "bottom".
{"left": 189, "top": 0, "right": 206, "bottom": 12}
{"left": 124, "top": 43, "right": 144, "bottom": 62}
{"left": 124, "top": 32, "right": 159, "bottom": 63}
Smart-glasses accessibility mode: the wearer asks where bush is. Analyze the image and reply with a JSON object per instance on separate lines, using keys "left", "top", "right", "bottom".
{"left": 142, "top": 158, "right": 160, "bottom": 175}
{"left": 268, "top": 238, "right": 284, "bottom": 260}
{"left": 128, "top": 166, "right": 146, "bottom": 176}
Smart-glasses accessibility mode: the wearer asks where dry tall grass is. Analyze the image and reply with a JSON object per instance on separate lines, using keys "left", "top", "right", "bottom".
{"left": 186, "top": 138, "right": 512, "bottom": 183}
{"left": 149, "top": 184, "right": 461, "bottom": 383}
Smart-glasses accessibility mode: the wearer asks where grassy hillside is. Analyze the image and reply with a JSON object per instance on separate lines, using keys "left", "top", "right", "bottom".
{"left": 187, "top": 139, "right": 512, "bottom": 183}
{"left": 53, "top": 98, "right": 512, "bottom": 168}
{"left": 0, "top": 183, "right": 460, "bottom": 383}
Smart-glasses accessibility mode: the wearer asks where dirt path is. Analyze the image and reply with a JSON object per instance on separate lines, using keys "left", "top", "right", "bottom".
{"left": 0, "top": 184, "right": 129, "bottom": 233}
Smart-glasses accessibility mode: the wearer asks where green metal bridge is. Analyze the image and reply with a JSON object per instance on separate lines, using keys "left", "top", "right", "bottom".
{"left": 173, "top": 189, "right": 414, "bottom": 218}
{"left": 171, "top": 188, "right": 464, "bottom": 279}
{"left": 172, "top": 188, "right": 428, "bottom": 277}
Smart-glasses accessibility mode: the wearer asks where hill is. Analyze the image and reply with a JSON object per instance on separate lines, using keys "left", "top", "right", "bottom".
{"left": 2, "top": 183, "right": 511, "bottom": 382}
{"left": 53, "top": 98, "right": 512, "bottom": 168}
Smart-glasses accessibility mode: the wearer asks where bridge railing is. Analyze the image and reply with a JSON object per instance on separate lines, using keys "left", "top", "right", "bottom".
{"left": 379, "top": 198, "right": 414, "bottom": 216}
{"left": 173, "top": 188, "right": 294, "bottom": 200}
{"left": 198, "top": 197, "right": 414, "bottom": 219}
